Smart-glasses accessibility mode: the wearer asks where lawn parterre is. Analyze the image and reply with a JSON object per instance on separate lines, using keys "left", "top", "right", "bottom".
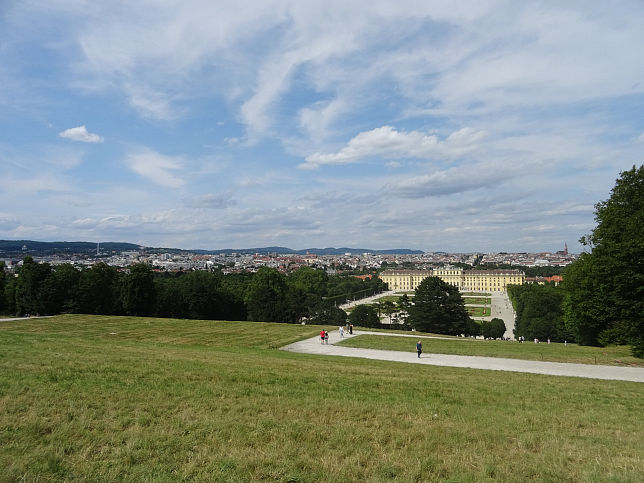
{"left": 1, "top": 315, "right": 643, "bottom": 481}
{"left": 461, "top": 296, "right": 491, "bottom": 305}
{"left": 466, "top": 306, "right": 491, "bottom": 317}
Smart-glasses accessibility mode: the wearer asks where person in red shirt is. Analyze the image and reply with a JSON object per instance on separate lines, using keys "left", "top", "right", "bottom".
{"left": 320, "top": 330, "right": 325, "bottom": 344}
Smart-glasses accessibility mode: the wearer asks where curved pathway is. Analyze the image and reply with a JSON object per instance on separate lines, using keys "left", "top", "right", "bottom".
{"left": 281, "top": 330, "right": 644, "bottom": 383}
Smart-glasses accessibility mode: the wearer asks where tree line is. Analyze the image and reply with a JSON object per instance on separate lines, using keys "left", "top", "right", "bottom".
{"left": 562, "top": 165, "right": 643, "bottom": 357}
{"left": 0, "top": 261, "right": 385, "bottom": 325}
{"left": 507, "top": 165, "right": 643, "bottom": 357}
{"left": 507, "top": 283, "right": 570, "bottom": 342}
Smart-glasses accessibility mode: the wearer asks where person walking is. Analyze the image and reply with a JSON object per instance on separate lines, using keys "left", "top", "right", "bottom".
{"left": 320, "top": 329, "right": 326, "bottom": 344}
{"left": 324, "top": 330, "right": 329, "bottom": 344}
{"left": 416, "top": 340, "right": 422, "bottom": 358}
{"left": 339, "top": 326, "right": 344, "bottom": 338}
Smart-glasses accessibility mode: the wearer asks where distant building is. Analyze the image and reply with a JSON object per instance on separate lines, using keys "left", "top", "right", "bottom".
{"left": 525, "top": 275, "right": 563, "bottom": 286}
{"left": 379, "top": 268, "right": 525, "bottom": 292}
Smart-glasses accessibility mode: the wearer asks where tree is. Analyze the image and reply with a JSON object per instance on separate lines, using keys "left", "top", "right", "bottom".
{"left": 396, "top": 293, "right": 411, "bottom": 325}
{"left": 563, "top": 165, "right": 644, "bottom": 356}
{"left": 481, "top": 318, "right": 506, "bottom": 339}
{"left": 286, "top": 267, "right": 327, "bottom": 321}
{"left": 408, "top": 277, "right": 471, "bottom": 335}
{"left": 288, "top": 266, "right": 328, "bottom": 295}
{"left": 348, "top": 304, "right": 380, "bottom": 328}
{"left": 509, "top": 283, "right": 569, "bottom": 342}
{"left": 77, "top": 262, "right": 120, "bottom": 314}
{"left": 14, "top": 257, "right": 52, "bottom": 315}
{"left": 0, "top": 261, "right": 6, "bottom": 314}
{"left": 50, "top": 263, "right": 81, "bottom": 313}
{"left": 380, "top": 300, "right": 396, "bottom": 324}
{"left": 465, "top": 318, "right": 481, "bottom": 337}
{"left": 245, "top": 267, "right": 289, "bottom": 322}
{"left": 308, "top": 302, "right": 347, "bottom": 326}
{"left": 120, "top": 263, "right": 156, "bottom": 316}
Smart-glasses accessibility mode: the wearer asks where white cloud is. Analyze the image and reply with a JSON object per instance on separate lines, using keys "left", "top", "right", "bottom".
{"left": 298, "top": 98, "right": 346, "bottom": 142}
{"left": 389, "top": 166, "right": 499, "bottom": 199}
{"left": 59, "top": 125, "right": 103, "bottom": 143}
{"left": 187, "top": 193, "right": 236, "bottom": 209}
{"left": 636, "top": 132, "right": 644, "bottom": 143}
{"left": 125, "top": 149, "right": 185, "bottom": 188}
{"left": 126, "top": 84, "right": 181, "bottom": 121}
{"left": 300, "top": 126, "right": 485, "bottom": 169}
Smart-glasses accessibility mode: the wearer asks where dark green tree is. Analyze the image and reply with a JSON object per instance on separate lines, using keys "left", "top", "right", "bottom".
{"left": 308, "top": 302, "right": 347, "bottom": 326}
{"left": 510, "top": 283, "right": 569, "bottom": 342}
{"left": 408, "top": 276, "right": 471, "bottom": 335}
{"left": 348, "top": 304, "right": 380, "bottom": 328}
{"left": 15, "top": 257, "right": 52, "bottom": 315}
{"left": 77, "top": 262, "right": 121, "bottom": 314}
{"left": 155, "top": 275, "right": 187, "bottom": 318}
{"left": 181, "top": 271, "right": 226, "bottom": 319}
{"left": 465, "top": 318, "right": 481, "bottom": 337}
{"left": 0, "top": 261, "right": 6, "bottom": 314}
{"left": 481, "top": 318, "right": 506, "bottom": 339}
{"left": 3, "top": 276, "right": 17, "bottom": 315}
{"left": 288, "top": 266, "right": 328, "bottom": 295}
{"left": 245, "top": 267, "right": 289, "bottom": 322}
{"left": 50, "top": 263, "right": 81, "bottom": 313}
{"left": 120, "top": 263, "right": 156, "bottom": 316}
{"left": 563, "top": 165, "right": 644, "bottom": 356}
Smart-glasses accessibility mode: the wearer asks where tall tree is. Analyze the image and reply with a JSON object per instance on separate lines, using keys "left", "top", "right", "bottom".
{"left": 408, "top": 276, "right": 471, "bottom": 335}
{"left": 348, "top": 304, "right": 380, "bottom": 328}
{"left": 563, "top": 165, "right": 644, "bottom": 356}
{"left": 120, "top": 263, "right": 156, "bottom": 316}
{"left": 510, "top": 283, "right": 569, "bottom": 342}
{"left": 245, "top": 267, "right": 289, "bottom": 322}
{"left": 308, "top": 302, "right": 347, "bottom": 326}
{"left": 50, "top": 263, "right": 81, "bottom": 313}
{"left": 481, "top": 318, "right": 506, "bottom": 339}
{"left": 77, "top": 262, "right": 121, "bottom": 315}
{"left": 396, "top": 293, "right": 411, "bottom": 325}
{"left": 15, "top": 257, "right": 52, "bottom": 315}
{"left": 0, "top": 261, "right": 6, "bottom": 314}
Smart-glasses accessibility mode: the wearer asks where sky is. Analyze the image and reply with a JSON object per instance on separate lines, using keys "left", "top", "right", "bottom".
{"left": 1, "top": 1, "right": 643, "bottom": 253}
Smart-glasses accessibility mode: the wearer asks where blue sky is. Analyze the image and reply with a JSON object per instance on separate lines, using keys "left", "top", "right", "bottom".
{"left": 1, "top": 1, "right": 643, "bottom": 253}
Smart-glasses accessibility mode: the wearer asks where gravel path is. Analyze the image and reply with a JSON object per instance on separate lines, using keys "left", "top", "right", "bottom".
{"left": 281, "top": 330, "right": 644, "bottom": 383}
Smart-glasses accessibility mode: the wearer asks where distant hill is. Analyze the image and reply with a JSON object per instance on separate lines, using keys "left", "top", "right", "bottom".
{"left": 0, "top": 240, "right": 423, "bottom": 257}
{"left": 0, "top": 240, "right": 141, "bottom": 256}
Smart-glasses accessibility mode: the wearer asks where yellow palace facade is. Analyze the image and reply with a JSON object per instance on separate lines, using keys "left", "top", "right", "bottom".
{"left": 379, "top": 268, "right": 525, "bottom": 292}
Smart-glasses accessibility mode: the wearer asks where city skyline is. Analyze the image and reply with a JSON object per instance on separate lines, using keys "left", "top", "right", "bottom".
{"left": 1, "top": 2, "right": 643, "bottom": 253}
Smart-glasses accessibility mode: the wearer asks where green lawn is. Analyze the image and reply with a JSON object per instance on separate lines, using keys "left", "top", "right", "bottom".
{"left": 1, "top": 315, "right": 643, "bottom": 481}
{"left": 466, "top": 306, "right": 491, "bottom": 317}
{"left": 462, "top": 296, "right": 491, "bottom": 305}
{"left": 338, "top": 334, "right": 644, "bottom": 367}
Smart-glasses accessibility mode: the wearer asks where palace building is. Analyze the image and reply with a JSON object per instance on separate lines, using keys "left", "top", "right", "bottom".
{"left": 379, "top": 268, "right": 525, "bottom": 292}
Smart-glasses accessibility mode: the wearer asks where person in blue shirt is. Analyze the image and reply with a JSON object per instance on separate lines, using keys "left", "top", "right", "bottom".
{"left": 416, "top": 340, "right": 422, "bottom": 358}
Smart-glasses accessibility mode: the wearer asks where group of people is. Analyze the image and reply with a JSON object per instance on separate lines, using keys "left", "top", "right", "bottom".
{"left": 320, "top": 329, "right": 329, "bottom": 344}
{"left": 517, "top": 336, "right": 552, "bottom": 344}
{"left": 320, "top": 324, "right": 354, "bottom": 344}
{"left": 319, "top": 328, "right": 425, "bottom": 360}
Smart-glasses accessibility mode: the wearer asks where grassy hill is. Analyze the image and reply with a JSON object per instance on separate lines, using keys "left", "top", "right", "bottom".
{"left": 1, "top": 315, "right": 642, "bottom": 481}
